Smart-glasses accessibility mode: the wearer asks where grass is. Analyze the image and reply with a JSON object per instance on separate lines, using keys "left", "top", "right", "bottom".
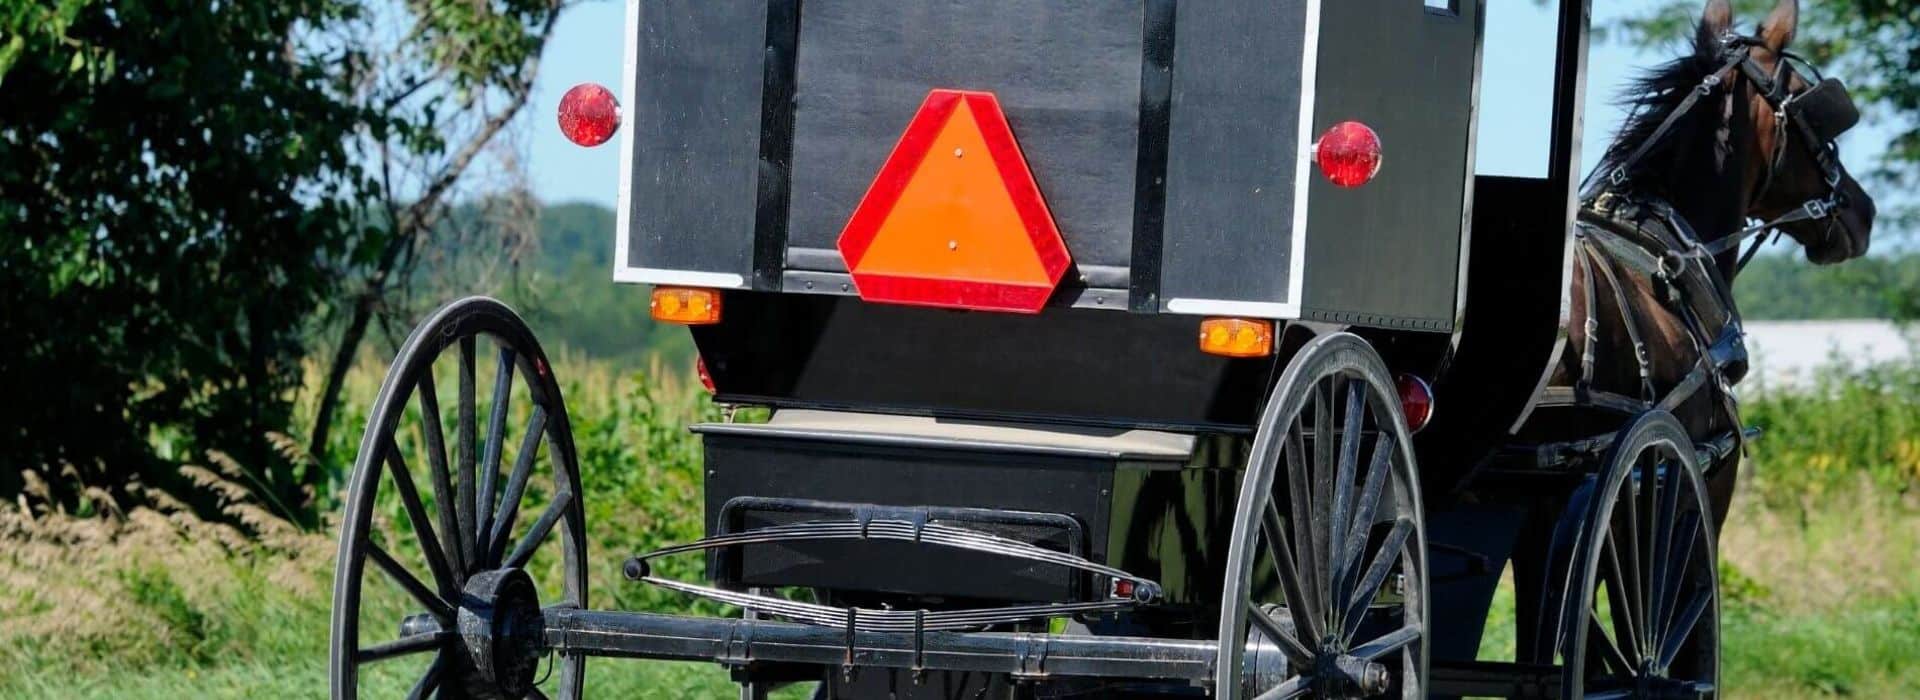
{"left": 4, "top": 347, "right": 1918, "bottom": 698}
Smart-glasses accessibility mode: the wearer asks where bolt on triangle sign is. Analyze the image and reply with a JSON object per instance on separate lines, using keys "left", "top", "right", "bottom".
{"left": 836, "top": 89, "right": 1071, "bottom": 314}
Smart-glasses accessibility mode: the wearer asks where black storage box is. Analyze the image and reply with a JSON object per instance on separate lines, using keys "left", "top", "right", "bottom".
{"left": 694, "top": 410, "right": 1194, "bottom": 603}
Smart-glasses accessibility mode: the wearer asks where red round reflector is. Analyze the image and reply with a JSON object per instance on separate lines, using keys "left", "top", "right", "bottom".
{"left": 1396, "top": 373, "right": 1434, "bottom": 433}
{"left": 695, "top": 357, "right": 716, "bottom": 394}
{"left": 1315, "top": 121, "right": 1383, "bottom": 188}
{"left": 558, "top": 83, "right": 620, "bottom": 147}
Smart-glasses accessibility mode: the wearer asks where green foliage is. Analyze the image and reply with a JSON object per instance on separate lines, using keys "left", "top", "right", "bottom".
{"left": 1741, "top": 351, "right": 1920, "bottom": 507}
{"left": 0, "top": 0, "right": 568, "bottom": 521}
{"left": 0, "top": 0, "right": 374, "bottom": 512}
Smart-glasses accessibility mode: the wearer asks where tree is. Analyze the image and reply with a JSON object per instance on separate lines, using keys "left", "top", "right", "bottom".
{"left": 0, "top": 0, "right": 565, "bottom": 523}
{"left": 0, "top": 0, "right": 373, "bottom": 518}
{"left": 302, "top": 0, "right": 565, "bottom": 470}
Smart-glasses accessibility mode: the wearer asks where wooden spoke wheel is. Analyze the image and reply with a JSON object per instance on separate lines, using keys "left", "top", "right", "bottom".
{"left": 330, "top": 297, "right": 588, "bottom": 699}
{"left": 1217, "top": 333, "right": 1428, "bottom": 699}
{"left": 1539, "top": 411, "right": 1719, "bottom": 700}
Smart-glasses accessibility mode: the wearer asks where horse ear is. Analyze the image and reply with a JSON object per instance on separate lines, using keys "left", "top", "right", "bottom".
{"left": 1700, "top": 0, "right": 1734, "bottom": 39}
{"left": 1760, "top": 0, "right": 1798, "bottom": 52}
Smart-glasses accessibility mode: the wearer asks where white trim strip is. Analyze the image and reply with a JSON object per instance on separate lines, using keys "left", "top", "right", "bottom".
{"left": 612, "top": 0, "right": 641, "bottom": 281}
{"left": 1166, "top": 298, "right": 1301, "bottom": 320}
{"left": 1285, "top": 0, "right": 1322, "bottom": 311}
{"left": 613, "top": 267, "right": 749, "bottom": 289}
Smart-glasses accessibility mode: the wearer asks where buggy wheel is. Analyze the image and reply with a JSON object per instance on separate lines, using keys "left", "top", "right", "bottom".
{"left": 1216, "top": 333, "right": 1428, "bottom": 699}
{"left": 330, "top": 297, "right": 588, "bottom": 699}
{"left": 1540, "top": 411, "right": 1719, "bottom": 699}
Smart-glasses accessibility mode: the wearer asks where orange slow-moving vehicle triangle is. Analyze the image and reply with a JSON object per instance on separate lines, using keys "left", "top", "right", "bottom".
{"left": 836, "top": 90, "right": 1071, "bottom": 314}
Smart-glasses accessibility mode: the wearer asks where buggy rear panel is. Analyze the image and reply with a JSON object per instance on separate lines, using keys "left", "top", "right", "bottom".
{"left": 616, "top": 0, "right": 1481, "bottom": 330}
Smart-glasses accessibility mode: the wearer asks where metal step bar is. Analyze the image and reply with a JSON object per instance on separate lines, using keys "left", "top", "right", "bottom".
{"left": 544, "top": 607, "right": 1220, "bottom": 682}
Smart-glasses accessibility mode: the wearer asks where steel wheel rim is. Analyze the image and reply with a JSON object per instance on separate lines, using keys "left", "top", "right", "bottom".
{"left": 330, "top": 297, "right": 588, "bottom": 700}
{"left": 1218, "top": 333, "right": 1429, "bottom": 699}
{"left": 1556, "top": 412, "right": 1719, "bottom": 700}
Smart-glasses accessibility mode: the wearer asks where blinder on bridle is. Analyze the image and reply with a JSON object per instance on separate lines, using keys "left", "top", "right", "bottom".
{"left": 1730, "top": 37, "right": 1859, "bottom": 202}
{"left": 1594, "top": 32, "right": 1863, "bottom": 271}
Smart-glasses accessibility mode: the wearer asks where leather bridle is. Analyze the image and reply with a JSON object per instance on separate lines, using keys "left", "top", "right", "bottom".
{"left": 1591, "top": 33, "right": 1860, "bottom": 275}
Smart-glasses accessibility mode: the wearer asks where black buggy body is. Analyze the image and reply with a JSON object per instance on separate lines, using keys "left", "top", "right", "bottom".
{"left": 329, "top": 2, "right": 1730, "bottom": 699}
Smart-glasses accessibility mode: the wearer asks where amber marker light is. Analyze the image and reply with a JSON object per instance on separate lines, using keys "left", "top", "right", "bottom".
{"left": 650, "top": 287, "right": 722, "bottom": 325}
{"left": 1198, "top": 318, "right": 1275, "bottom": 358}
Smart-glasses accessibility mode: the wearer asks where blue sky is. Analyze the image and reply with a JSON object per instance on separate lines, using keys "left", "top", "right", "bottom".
{"left": 524, "top": 1, "right": 1881, "bottom": 209}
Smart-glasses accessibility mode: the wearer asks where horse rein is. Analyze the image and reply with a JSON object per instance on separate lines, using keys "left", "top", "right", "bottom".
{"left": 1591, "top": 33, "right": 1858, "bottom": 275}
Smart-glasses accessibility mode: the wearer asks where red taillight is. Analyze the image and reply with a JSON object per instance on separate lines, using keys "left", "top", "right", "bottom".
{"left": 558, "top": 83, "right": 620, "bottom": 147}
{"left": 696, "top": 357, "right": 716, "bottom": 394}
{"left": 1397, "top": 374, "right": 1434, "bottom": 433}
{"left": 1314, "top": 121, "right": 1382, "bottom": 188}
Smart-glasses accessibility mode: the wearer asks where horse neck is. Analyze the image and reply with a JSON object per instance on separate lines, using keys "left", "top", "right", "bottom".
{"left": 1635, "top": 97, "right": 1755, "bottom": 277}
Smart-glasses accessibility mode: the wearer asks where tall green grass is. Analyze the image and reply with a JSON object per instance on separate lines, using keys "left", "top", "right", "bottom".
{"left": 1741, "top": 354, "right": 1920, "bottom": 508}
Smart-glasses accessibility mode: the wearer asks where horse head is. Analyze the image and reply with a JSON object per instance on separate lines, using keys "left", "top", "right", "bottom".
{"left": 1701, "top": 0, "right": 1875, "bottom": 264}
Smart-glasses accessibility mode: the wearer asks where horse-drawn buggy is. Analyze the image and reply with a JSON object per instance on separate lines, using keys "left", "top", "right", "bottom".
{"left": 329, "top": 0, "right": 1874, "bottom": 697}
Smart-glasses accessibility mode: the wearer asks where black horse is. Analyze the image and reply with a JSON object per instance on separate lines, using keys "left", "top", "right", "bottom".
{"left": 1540, "top": 0, "right": 1876, "bottom": 526}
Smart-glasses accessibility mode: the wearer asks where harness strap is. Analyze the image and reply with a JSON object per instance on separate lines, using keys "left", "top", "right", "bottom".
{"left": 1587, "top": 242, "right": 1658, "bottom": 403}
{"left": 1656, "top": 365, "right": 1710, "bottom": 414}
{"left": 1588, "top": 192, "right": 1834, "bottom": 281}
{"left": 1575, "top": 235, "right": 1600, "bottom": 390}
{"left": 1703, "top": 194, "right": 1840, "bottom": 258}
{"left": 1536, "top": 387, "right": 1650, "bottom": 416}
{"left": 1582, "top": 220, "right": 1667, "bottom": 278}
{"left": 1599, "top": 52, "right": 1749, "bottom": 193}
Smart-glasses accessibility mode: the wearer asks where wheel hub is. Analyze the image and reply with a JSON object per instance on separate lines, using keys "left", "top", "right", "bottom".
{"left": 457, "top": 568, "right": 546, "bottom": 696}
{"left": 1245, "top": 608, "right": 1391, "bottom": 699}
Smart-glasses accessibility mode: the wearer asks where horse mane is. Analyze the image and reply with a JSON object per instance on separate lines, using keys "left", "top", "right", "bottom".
{"left": 1594, "top": 22, "right": 1731, "bottom": 192}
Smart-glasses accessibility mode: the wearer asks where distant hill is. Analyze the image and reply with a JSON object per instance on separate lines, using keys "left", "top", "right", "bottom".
{"left": 405, "top": 201, "right": 693, "bottom": 366}
{"left": 517, "top": 202, "right": 695, "bottom": 363}
{"left": 1733, "top": 252, "right": 1918, "bottom": 320}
